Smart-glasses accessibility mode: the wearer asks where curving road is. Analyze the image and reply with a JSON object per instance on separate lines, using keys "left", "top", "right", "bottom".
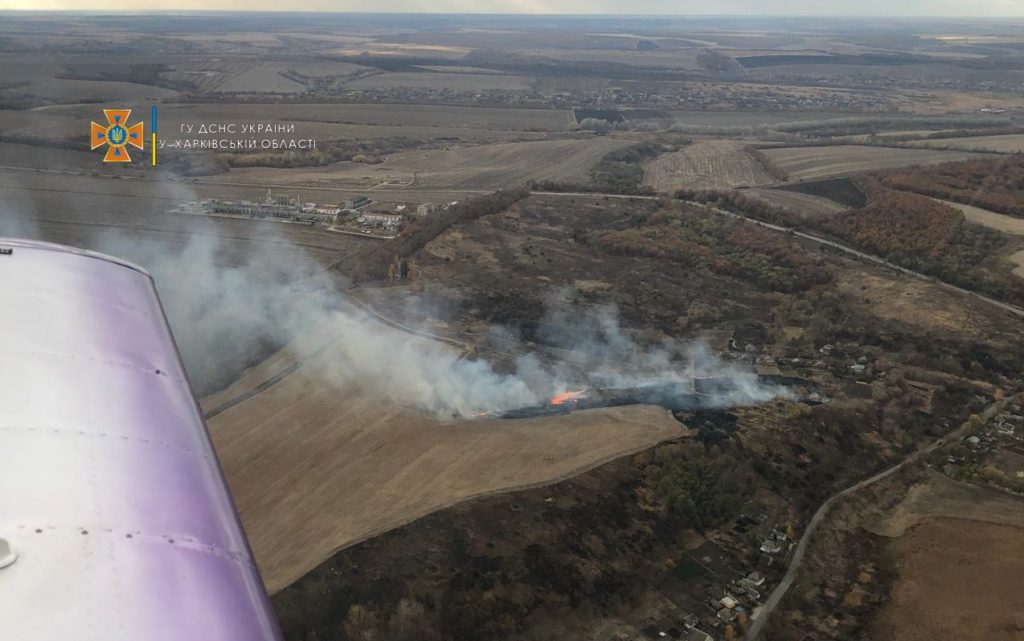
{"left": 690, "top": 201, "right": 1024, "bottom": 319}
{"left": 533, "top": 190, "right": 1024, "bottom": 319}
{"left": 744, "top": 393, "right": 1020, "bottom": 639}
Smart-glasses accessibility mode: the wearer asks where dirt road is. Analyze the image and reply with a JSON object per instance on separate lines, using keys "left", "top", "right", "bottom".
{"left": 744, "top": 393, "right": 1020, "bottom": 639}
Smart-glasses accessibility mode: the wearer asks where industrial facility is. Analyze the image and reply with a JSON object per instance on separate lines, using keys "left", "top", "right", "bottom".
{"left": 174, "top": 190, "right": 349, "bottom": 225}
{"left": 173, "top": 190, "right": 449, "bottom": 237}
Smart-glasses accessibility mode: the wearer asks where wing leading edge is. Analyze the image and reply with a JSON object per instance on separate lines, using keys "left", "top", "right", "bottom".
{"left": 0, "top": 238, "right": 283, "bottom": 641}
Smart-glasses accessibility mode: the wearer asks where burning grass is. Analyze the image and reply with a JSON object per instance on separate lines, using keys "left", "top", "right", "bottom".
{"left": 496, "top": 375, "right": 799, "bottom": 420}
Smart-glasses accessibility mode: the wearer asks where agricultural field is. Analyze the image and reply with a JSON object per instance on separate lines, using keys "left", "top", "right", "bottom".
{"left": 160, "top": 56, "right": 258, "bottom": 93}
{"left": 5, "top": 101, "right": 571, "bottom": 132}
{"left": 0, "top": 167, "right": 370, "bottom": 265}
{"left": 344, "top": 28, "right": 688, "bottom": 52}
{"left": 224, "top": 137, "right": 631, "bottom": 190}
{"left": 7, "top": 12, "right": 1024, "bottom": 641}
{"left": 521, "top": 47, "right": 705, "bottom": 69}
{"left": 0, "top": 109, "right": 74, "bottom": 135}
{"left": 330, "top": 43, "right": 473, "bottom": 59}
{"left": 0, "top": 54, "right": 183, "bottom": 106}
{"left": 667, "top": 109, "right": 853, "bottom": 128}
{"left": 927, "top": 89, "right": 1024, "bottom": 113}
{"left": 261, "top": 103, "right": 572, "bottom": 131}
{"left": 693, "top": 80, "right": 875, "bottom": 105}
{"left": 829, "top": 129, "right": 963, "bottom": 143}
{"left": 743, "top": 187, "right": 846, "bottom": 219}
{"left": 0, "top": 158, "right": 488, "bottom": 227}
{"left": 172, "top": 31, "right": 374, "bottom": 49}
{"left": 867, "top": 475, "right": 1024, "bottom": 641}
{"left": 0, "top": 102, "right": 574, "bottom": 157}
{"left": 171, "top": 31, "right": 293, "bottom": 51}
{"left": 3, "top": 69, "right": 180, "bottom": 105}
{"left": 0, "top": 142, "right": 109, "bottom": 173}
{"left": 935, "top": 199, "right": 1024, "bottom": 236}
{"left": 213, "top": 64, "right": 310, "bottom": 94}
{"left": 905, "top": 133, "right": 1024, "bottom": 153}
{"left": 345, "top": 71, "right": 532, "bottom": 91}
{"left": 203, "top": 315, "right": 683, "bottom": 593}
{"left": 159, "top": 57, "right": 372, "bottom": 94}
{"left": 761, "top": 145, "right": 989, "bottom": 181}
{"left": 643, "top": 140, "right": 776, "bottom": 191}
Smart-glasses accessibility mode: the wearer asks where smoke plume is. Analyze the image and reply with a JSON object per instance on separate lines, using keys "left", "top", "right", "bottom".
{"left": 93, "top": 227, "right": 783, "bottom": 418}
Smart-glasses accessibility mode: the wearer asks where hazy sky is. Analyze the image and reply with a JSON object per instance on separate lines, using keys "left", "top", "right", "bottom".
{"left": 4, "top": 0, "right": 1023, "bottom": 15}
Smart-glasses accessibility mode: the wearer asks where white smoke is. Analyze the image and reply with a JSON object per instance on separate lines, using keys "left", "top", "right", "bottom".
{"left": 89, "top": 218, "right": 783, "bottom": 419}
{"left": 316, "top": 313, "right": 540, "bottom": 418}
{"left": 516, "top": 289, "right": 786, "bottom": 408}
{"left": 92, "top": 220, "right": 337, "bottom": 395}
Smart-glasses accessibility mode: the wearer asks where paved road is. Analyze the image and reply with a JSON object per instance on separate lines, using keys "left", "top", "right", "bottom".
{"left": 744, "top": 393, "right": 1019, "bottom": 639}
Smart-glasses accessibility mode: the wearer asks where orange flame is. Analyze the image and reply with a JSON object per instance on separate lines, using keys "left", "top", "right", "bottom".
{"left": 550, "top": 389, "right": 587, "bottom": 405}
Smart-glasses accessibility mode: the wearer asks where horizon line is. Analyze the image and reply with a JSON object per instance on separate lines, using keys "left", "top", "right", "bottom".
{"left": 1, "top": 9, "right": 1022, "bottom": 18}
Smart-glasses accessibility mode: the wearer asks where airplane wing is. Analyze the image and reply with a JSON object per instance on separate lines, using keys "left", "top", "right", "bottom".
{"left": 0, "top": 238, "right": 283, "bottom": 641}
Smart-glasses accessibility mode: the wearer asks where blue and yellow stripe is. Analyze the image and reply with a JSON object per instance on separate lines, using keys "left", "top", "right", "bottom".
{"left": 151, "top": 107, "right": 157, "bottom": 167}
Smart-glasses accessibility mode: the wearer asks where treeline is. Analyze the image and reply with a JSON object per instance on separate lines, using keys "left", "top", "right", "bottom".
{"left": 350, "top": 188, "right": 530, "bottom": 281}
{"left": 818, "top": 183, "right": 1023, "bottom": 304}
{"left": 274, "top": 441, "right": 755, "bottom": 641}
{"left": 747, "top": 146, "right": 789, "bottom": 181}
{"left": 0, "top": 133, "right": 92, "bottom": 153}
{"left": 676, "top": 188, "right": 805, "bottom": 227}
{"left": 0, "top": 130, "right": 424, "bottom": 176}
{"left": 697, "top": 49, "right": 744, "bottom": 74}
{"left": 533, "top": 140, "right": 684, "bottom": 195}
{"left": 818, "top": 187, "right": 961, "bottom": 256}
{"left": 57, "top": 63, "right": 197, "bottom": 92}
{"left": 667, "top": 116, "right": 1014, "bottom": 143}
{"left": 223, "top": 137, "right": 424, "bottom": 170}
{"left": 647, "top": 442, "right": 750, "bottom": 532}
{"left": 677, "top": 180, "right": 1024, "bottom": 306}
{"left": 771, "top": 114, "right": 1012, "bottom": 138}
{"left": 879, "top": 155, "right": 1024, "bottom": 219}
{"left": 873, "top": 126, "right": 1024, "bottom": 143}
{"left": 588, "top": 205, "right": 832, "bottom": 293}
{"left": 586, "top": 142, "right": 666, "bottom": 194}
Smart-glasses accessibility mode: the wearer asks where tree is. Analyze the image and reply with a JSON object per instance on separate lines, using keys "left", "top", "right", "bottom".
{"left": 966, "top": 414, "right": 984, "bottom": 433}
{"left": 646, "top": 444, "right": 748, "bottom": 531}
